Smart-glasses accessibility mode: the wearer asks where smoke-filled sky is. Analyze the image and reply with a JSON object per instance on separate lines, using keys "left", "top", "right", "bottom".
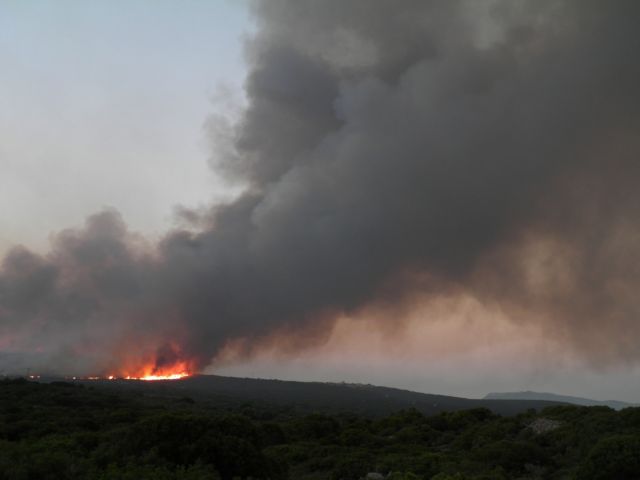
{"left": 2, "top": 0, "right": 640, "bottom": 401}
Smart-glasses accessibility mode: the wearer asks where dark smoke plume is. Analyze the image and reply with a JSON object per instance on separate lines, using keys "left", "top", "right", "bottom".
{"left": 2, "top": 0, "right": 640, "bottom": 374}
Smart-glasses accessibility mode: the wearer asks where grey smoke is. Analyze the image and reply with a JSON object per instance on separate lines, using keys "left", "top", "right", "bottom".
{"left": 1, "top": 0, "right": 640, "bottom": 373}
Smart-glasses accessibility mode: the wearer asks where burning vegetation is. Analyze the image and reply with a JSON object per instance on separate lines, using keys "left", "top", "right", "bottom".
{"left": 82, "top": 371, "right": 190, "bottom": 381}
{"left": 84, "top": 342, "right": 195, "bottom": 381}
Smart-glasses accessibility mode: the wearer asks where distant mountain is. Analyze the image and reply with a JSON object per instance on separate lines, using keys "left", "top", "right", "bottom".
{"left": 72, "top": 374, "right": 563, "bottom": 416}
{"left": 484, "top": 391, "right": 637, "bottom": 410}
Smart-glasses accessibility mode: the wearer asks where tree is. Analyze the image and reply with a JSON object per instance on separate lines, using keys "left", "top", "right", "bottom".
{"left": 577, "top": 434, "right": 640, "bottom": 480}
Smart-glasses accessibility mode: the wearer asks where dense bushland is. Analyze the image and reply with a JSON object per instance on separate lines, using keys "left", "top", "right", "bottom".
{"left": 1, "top": 378, "right": 639, "bottom": 479}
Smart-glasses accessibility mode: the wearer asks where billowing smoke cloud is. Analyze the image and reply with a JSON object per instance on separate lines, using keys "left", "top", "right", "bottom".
{"left": 2, "top": 0, "right": 640, "bottom": 375}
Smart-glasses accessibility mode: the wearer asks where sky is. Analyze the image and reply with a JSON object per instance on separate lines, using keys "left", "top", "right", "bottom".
{"left": 2, "top": 0, "right": 640, "bottom": 403}
{"left": 0, "top": 0, "right": 247, "bottom": 255}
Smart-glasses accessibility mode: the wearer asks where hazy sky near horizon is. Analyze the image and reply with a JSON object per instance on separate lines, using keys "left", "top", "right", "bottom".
{"left": 2, "top": 1, "right": 640, "bottom": 403}
{"left": 0, "top": 0, "right": 248, "bottom": 256}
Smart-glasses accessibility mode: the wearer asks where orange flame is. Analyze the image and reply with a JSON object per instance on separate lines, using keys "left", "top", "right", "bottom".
{"left": 120, "top": 358, "right": 192, "bottom": 381}
{"left": 86, "top": 342, "right": 195, "bottom": 381}
{"left": 139, "top": 372, "right": 189, "bottom": 381}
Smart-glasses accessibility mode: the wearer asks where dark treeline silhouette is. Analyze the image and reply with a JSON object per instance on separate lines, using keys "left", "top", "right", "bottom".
{"left": 72, "top": 374, "right": 564, "bottom": 417}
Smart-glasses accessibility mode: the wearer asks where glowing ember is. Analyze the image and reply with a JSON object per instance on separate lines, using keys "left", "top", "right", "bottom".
{"left": 82, "top": 372, "right": 191, "bottom": 381}
{"left": 139, "top": 372, "right": 189, "bottom": 381}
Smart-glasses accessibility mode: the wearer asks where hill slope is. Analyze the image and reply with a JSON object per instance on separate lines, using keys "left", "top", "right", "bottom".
{"left": 77, "top": 374, "right": 563, "bottom": 416}
{"left": 485, "top": 391, "right": 637, "bottom": 410}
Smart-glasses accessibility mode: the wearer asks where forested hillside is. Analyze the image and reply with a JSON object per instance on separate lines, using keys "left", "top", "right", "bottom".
{"left": 2, "top": 378, "right": 639, "bottom": 480}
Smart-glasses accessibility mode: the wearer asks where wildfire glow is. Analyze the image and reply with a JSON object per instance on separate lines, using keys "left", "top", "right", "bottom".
{"left": 82, "top": 343, "right": 195, "bottom": 382}
{"left": 82, "top": 372, "right": 190, "bottom": 381}
{"left": 138, "top": 372, "right": 190, "bottom": 381}
{"left": 119, "top": 355, "right": 193, "bottom": 381}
